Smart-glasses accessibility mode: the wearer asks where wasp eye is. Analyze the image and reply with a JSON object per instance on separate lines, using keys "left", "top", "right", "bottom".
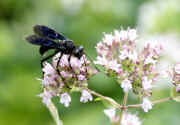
{"left": 74, "top": 46, "right": 84, "bottom": 59}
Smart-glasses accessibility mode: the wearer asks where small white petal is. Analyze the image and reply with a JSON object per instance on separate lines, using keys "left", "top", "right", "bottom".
{"left": 39, "top": 90, "right": 52, "bottom": 106}
{"left": 141, "top": 98, "right": 153, "bottom": 112}
{"left": 103, "top": 34, "right": 114, "bottom": 46}
{"left": 104, "top": 108, "right": 116, "bottom": 122}
{"left": 142, "top": 77, "right": 152, "bottom": 90}
{"left": 144, "top": 56, "right": 156, "bottom": 64}
{"left": 94, "top": 56, "right": 108, "bottom": 66}
{"left": 121, "top": 79, "right": 132, "bottom": 92}
{"left": 119, "top": 50, "right": 129, "bottom": 60}
{"left": 128, "top": 51, "right": 138, "bottom": 62}
{"left": 42, "top": 62, "right": 56, "bottom": 76}
{"left": 175, "top": 63, "right": 180, "bottom": 74}
{"left": 108, "top": 60, "right": 121, "bottom": 72}
{"left": 121, "top": 112, "right": 142, "bottom": 125}
{"left": 80, "top": 89, "right": 93, "bottom": 103}
{"left": 128, "top": 29, "right": 138, "bottom": 41}
{"left": 176, "top": 84, "right": 180, "bottom": 92}
{"left": 119, "top": 30, "right": 128, "bottom": 41}
{"left": 60, "top": 93, "right": 71, "bottom": 107}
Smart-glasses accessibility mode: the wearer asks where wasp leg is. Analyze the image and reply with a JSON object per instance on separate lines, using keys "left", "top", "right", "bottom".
{"left": 56, "top": 53, "right": 71, "bottom": 89}
{"left": 56, "top": 52, "right": 63, "bottom": 75}
{"left": 40, "top": 52, "right": 58, "bottom": 77}
{"left": 41, "top": 52, "right": 57, "bottom": 68}
{"left": 68, "top": 54, "right": 72, "bottom": 69}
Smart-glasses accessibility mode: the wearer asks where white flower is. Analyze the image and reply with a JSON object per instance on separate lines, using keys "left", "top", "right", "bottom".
{"left": 39, "top": 90, "right": 52, "bottom": 106}
{"left": 60, "top": 71, "right": 72, "bottom": 78}
{"left": 103, "top": 34, "right": 114, "bottom": 46}
{"left": 42, "top": 62, "right": 56, "bottom": 76}
{"left": 94, "top": 56, "right": 108, "bottom": 66}
{"left": 119, "top": 50, "right": 129, "bottom": 60}
{"left": 175, "top": 63, "right": 180, "bottom": 74}
{"left": 128, "top": 29, "right": 138, "bottom": 42}
{"left": 58, "top": 54, "right": 69, "bottom": 67}
{"left": 119, "top": 30, "right": 128, "bottom": 41}
{"left": 121, "top": 79, "right": 132, "bottom": 92}
{"left": 142, "top": 76, "right": 152, "bottom": 90}
{"left": 128, "top": 51, "right": 138, "bottom": 62}
{"left": 114, "top": 30, "right": 121, "bottom": 42}
{"left": 176, "top": 84, "right": 180, "bottom": 92}
{"left": 144, "top": 55, "right": 156, "bottom": 64}
{"left": 109, "top": 60, "right": 121, "bottom": 72}
{"left": 42, "top": 75, "right": 57, "bottom": 86}
{"left": 104, "top": 108, "right": 116, "bottom": 122}
{"left": 70, "top": 56, "right": 82, "bottom": 68}
{"left": 60, "top": 93, "right": 71, "bottom": 107}
{"left": 78, "top": 74, "right": 86, "bottom": 81}
{"left": 141, "top": 97, "right": 153, "bottom": 112}
{"left": 80, "top": 89, "right": 93, "bottom": 103}
{"left": 121, "top": 112, "right": 142, "bottom": 125}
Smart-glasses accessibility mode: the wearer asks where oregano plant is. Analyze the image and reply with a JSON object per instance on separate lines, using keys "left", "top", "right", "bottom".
{"left": 37, "top": 28, "right": 180, "bottom": 125}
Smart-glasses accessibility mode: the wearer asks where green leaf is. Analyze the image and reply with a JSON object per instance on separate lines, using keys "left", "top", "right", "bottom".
{"left": 94, "top": 97, "right": 102, "bottom": 101}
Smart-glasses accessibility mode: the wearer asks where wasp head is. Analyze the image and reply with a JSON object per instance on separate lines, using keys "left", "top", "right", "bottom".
{"left": 73, "top": 46, "right": 84, "bottom": 59}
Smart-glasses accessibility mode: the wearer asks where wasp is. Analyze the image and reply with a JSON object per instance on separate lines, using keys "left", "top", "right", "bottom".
{"left": 25, "top": 25, "right": 85, "bottom": 74}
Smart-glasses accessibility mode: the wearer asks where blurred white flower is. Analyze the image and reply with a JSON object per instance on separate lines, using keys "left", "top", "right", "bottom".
{"left": 141, "top": 97, "right": 153, "bottom": 112}
{"left": 176, "top": 84, "right": 180, "bottom": 92}
{"left": 144, "top": 56, "right": 156, "bottom": 64}
{"left": 78, "top": 74, "right": 86, "bottom": 81}
{"left": 94, "top": 56, "right": 108, "bottom": 66}
{"left": 119, "top": 30, "right": 128, "bottom": 41}
{"left": 39, "top": 90, "right": 52, "bottom": 107}
{"left": 128, "top": 51, "right": 138, "bottom": 62}
{"left": 142, "top": 76, "right": 152, "bottom": 90}
{"left": 128, "top": 29, "right": 138, "bottom": 42}
{"left": 119, "top": 50, "right": 129, "bottom": 60}
{"left": 175, "top": 63, "right": 180, "bottom": 74}
{"left": 121, "top": 79, "right": 132, "bottom": 92}
{"left": 104, "top": 108, "right": 117, "bottom": 122}
{"left": 60, "top": 93, "right": 71, "bottom": 107}
{"left": 121, "top": 112, "right": 142, "bottom": 125}
{"left": 109, "top": 60, "right": 121, "bottom": 72}
{"left": 42, "top": 62, "right": 56, "bottom": 76}
{"left": 103, "top": 33, "right": 114, "bottom": 46}
{"left": 80, "top": 89, "right": 93, "bottom": 103}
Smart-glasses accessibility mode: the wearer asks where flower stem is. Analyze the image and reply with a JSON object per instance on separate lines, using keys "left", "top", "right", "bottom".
{"left": 117, "top": 92, "right": 128, "bottom": 125}
{"left": 85, "top": 88, "right": 121, "bottom": 108}
{"left": 47, "top": 99, "right": 63, "bottom": 125}
{"left": 125, "top": 96, "right": 174, "bottom": 109}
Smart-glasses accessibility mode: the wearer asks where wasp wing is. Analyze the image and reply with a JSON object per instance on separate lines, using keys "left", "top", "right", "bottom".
{"left": 33, "top": 25, "right": 67, "bottom": 40}
{"left": 39, "top": 46, "right": 53, "bottom": 55}
{"left": 25, "top": 35, "right": 57, "bottom": 47}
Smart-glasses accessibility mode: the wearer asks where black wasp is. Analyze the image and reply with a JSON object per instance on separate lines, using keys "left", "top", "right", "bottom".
{"left": 25, "top": 25, "right": 84, "bottom": 74}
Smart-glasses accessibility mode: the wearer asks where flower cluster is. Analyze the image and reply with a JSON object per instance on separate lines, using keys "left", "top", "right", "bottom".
{"left": 95, "top": 29, "right": 162, "bottom": 95}
{"left": 39, "top": 53, "right": 97, "bottom": 107}
{"left": 95, "top": 28, "right": 163, "bottom": 112}
{"left": 104, "top": 108, "right": 142, "bottom": 125}
{"left": 166, "top": 63, "right": 180, "bottom": 93}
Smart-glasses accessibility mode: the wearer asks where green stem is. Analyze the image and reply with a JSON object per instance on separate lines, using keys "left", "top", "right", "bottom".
{"left": 47, "top": 99, "right": 63, "bottom": 125}
{"left": 85, "top": 88, "right": 122, "bottom": 108}
{"left": 125, "top": 96, "right": 174, "bottom": 109}
{"left": 117, "top": 92, "right": 128, "bottom": 125}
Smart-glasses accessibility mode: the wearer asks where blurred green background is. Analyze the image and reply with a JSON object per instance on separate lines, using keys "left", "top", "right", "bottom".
{"left": 0, "top": 0, "right": 180, "bottom": 125}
